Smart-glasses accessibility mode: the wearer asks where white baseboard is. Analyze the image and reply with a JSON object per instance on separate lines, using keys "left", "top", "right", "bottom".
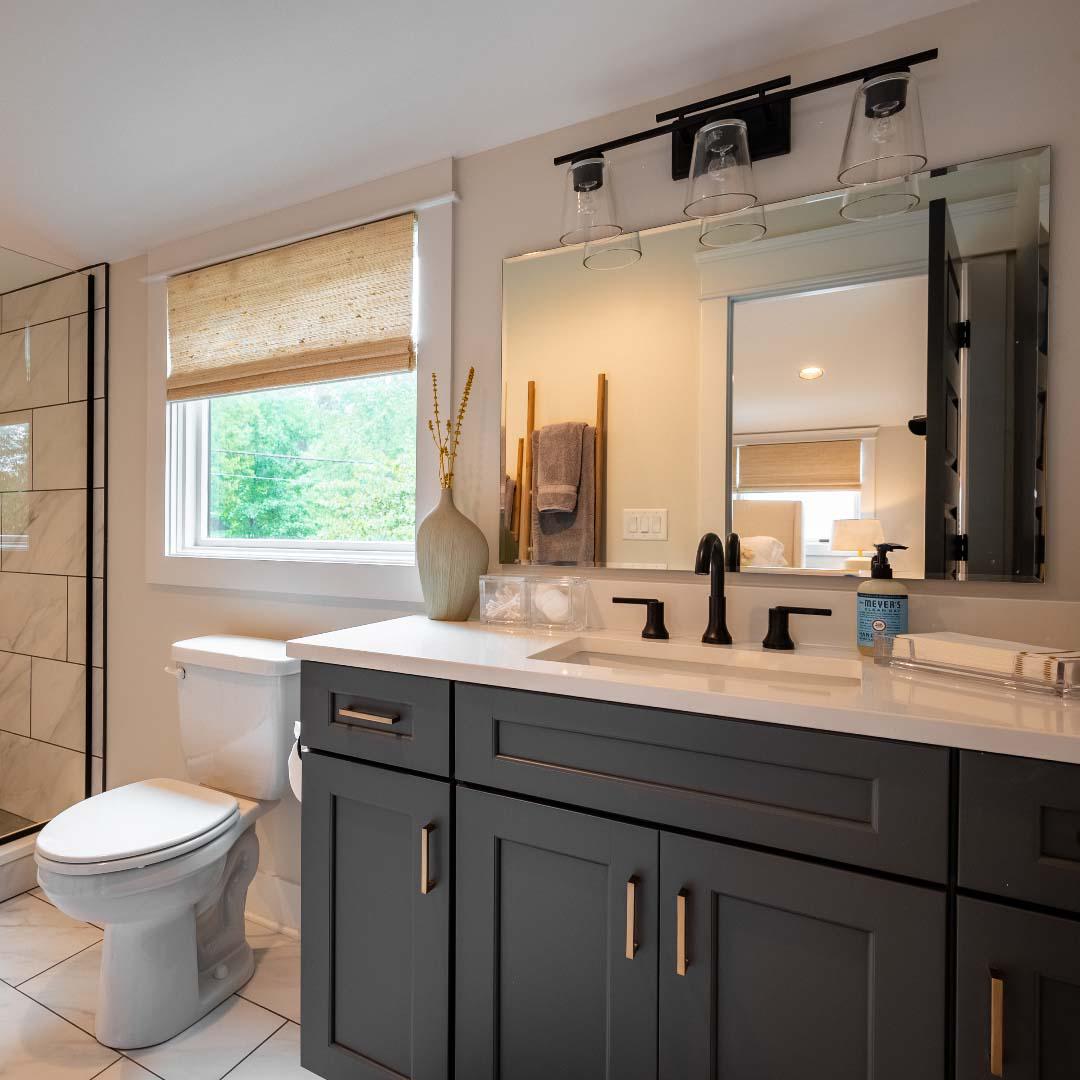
{"left": 246, "top": 869, "right": 301, "bottom": 938}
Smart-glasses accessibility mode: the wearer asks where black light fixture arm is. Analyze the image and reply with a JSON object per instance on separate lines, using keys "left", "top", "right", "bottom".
{"left": 552, "top": 48, "right": 937, "bottom": 169}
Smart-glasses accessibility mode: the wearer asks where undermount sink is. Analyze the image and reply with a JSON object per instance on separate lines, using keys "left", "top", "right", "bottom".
{"left": 528, "top": 636, "right": 863, "bottom": 688}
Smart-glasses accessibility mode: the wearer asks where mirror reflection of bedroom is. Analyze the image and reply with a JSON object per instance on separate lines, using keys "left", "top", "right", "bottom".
{"left": 730, "top": 276, "right": 927, "bottom": 578}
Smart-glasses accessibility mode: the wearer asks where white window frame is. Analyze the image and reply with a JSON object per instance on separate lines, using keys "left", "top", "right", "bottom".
{"left": 145, "top": 162, "right": 454, "bottom": 601}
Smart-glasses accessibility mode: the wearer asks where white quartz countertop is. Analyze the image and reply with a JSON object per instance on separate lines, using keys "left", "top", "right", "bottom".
{"left": 287, "top": 615, "right": 1080, "bottom": 765}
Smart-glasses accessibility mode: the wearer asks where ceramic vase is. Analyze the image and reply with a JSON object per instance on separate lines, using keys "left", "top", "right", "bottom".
{"left": 417, "top": 486, "right": 490, "bottom": 620}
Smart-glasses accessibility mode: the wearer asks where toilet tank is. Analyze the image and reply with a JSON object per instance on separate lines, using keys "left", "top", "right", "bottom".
{"left": 171, "top": 636, "right": 300, "bottom": 801}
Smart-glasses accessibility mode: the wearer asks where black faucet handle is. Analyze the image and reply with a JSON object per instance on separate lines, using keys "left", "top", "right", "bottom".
{"left": 613, "top": 597, "right": 670, "bottom": 640}
{"left": 763, "top": 606, "right": 832, "bottom": 651}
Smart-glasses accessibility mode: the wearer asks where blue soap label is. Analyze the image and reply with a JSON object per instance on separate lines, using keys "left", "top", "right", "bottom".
{"left": 857, "top": 593, "right": 908, "bottom": 648}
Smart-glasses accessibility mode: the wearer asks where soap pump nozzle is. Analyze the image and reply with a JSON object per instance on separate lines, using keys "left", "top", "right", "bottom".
{"left": 870, "top": 542, "right": 907, "bottom": 579}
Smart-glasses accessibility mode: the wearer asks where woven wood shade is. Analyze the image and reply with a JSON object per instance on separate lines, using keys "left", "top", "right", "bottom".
{"left": 166, "top": 213, "right": 416, "bottom": 401}
{"left": 736, "top": 439, "right": 862, "bottom": 491}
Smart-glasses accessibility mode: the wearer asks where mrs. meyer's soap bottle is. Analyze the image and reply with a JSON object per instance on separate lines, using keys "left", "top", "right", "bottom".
{"left": 856, "top": 543, "right": 909, "bottom": 657}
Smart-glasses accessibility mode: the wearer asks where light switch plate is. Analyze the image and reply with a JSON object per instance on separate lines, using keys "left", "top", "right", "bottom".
{"left": 623, "top": 508, "right": 668, "bottom": 540}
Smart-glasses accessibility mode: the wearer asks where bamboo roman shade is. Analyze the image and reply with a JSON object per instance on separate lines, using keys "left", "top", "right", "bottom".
{"left": 166, "top": 212, "right": 416, "bottom": 401}
{"left": 736, "top": 439, "right": 862, "bottom": 491}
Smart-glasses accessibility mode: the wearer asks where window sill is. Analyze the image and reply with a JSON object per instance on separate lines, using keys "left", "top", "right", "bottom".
{"left": 147, "top": 548, "right": 424, "bottom": 602}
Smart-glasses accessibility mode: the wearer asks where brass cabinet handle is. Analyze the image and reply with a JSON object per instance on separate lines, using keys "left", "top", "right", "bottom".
{"left": 625, "top": 878, "right": 638, "bottom": 960}
{"left": 338, "top": 706, "right": 398, "bottom": 726}
{"left": 676, "top": 890, "right": 688, "bottom": 976}
{"left": 420, "top": 823, "right": 435, "bottom": 895}
{"left": 990, "top": 973, "right": 1004, "bottom": 1077}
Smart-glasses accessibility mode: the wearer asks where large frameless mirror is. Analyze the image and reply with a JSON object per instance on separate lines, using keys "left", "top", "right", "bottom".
{"left": 501, "top": 146, "right": 1049, "bottom": 582}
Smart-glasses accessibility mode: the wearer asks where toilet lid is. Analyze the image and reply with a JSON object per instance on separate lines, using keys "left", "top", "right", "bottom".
{"left": 37, "top": 778, "right": 239, "bottom": 866}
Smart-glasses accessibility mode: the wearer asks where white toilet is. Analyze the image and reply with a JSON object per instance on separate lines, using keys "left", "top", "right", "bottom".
{"left": 35, "top": 636, "right": 299, "bottom": 1050}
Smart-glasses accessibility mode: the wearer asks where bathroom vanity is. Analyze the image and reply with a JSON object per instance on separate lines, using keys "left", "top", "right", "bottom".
{"left": 289, "top": 616, "right": 1080, "bottom": 1080}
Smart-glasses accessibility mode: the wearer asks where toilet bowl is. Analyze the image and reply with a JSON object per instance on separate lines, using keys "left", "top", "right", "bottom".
{"left": 35, "top": 637, "right": 299, "bottom": 1049}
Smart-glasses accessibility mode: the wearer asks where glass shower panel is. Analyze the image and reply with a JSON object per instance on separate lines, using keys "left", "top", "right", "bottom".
{"left": 0, "top": 249, "right": 106, "bottom": 844}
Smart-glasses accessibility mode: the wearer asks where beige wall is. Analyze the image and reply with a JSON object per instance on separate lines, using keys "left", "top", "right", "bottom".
{"left": 107, "top": 0, "right": 1080, "bottom": 929}
{"left": 876, "top": 425, "right": 926, "bottom": 577}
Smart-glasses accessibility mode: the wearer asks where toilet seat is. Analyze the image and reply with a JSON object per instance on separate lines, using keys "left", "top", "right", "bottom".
{"left": 37, "top": 778, "right": 240, "bottom": 876}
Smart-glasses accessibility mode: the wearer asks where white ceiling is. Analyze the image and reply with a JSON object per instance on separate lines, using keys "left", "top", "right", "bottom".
{"left": 732, "top": 276, "right": 928, "bottom": 433}
{"left": 0, "top": 0, "right": 969, "bottom": 264}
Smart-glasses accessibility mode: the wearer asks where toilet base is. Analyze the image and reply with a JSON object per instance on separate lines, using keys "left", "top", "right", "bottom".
{"left": 95, "top": 826, "right": 261, "bottom": 1049}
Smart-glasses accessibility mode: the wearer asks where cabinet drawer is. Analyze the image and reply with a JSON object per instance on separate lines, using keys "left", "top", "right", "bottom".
{"left": 301, "top": 663, "right": 451, "bottom": 776}
{"left": 959, "top": 751, "right": 1080, "bottom": 913}
{"left": 456, "top": 683, "right": 949, "bottom": 882}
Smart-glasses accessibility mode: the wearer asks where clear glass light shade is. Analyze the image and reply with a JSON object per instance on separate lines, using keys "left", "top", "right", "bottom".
{"left": 699, "top": 204, "right": 767, "bottom": 248}
{"left": 684, "top": 119, "right": 758, "bottom": 219}
{"left": 838, "top": 71, "right": 927, "bottom": 186}
{"left": 583, "top": 230, "right": 642, "bottom": 269}
{"left": 840, "top": 174, "right": 920, "bottom": 221}
{"left": 560, "top": 156, "right": 622, "bottom": 246}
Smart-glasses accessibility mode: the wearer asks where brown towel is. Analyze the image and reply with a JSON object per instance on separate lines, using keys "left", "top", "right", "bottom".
{"left": 536, "top": 422, "right": 585, "bottom": 513}
{"left": 531, "top": 425, "right": 595, "bottom": 565}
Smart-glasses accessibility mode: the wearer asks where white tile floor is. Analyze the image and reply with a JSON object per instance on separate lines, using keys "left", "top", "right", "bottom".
{"left": 0, "top": 887, "right": 312, "bottom": 1080}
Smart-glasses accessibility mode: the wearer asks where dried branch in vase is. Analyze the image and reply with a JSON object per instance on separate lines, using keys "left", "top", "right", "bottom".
{"left": 427, "top": 366, "right": 475, "bottom": 489}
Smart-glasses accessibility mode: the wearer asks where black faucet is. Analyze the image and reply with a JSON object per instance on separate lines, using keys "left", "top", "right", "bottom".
{"left": 694, "top": 532, "right": 734, "bottom": 645}
{"left": 762, "top": 606, "right": 833, "bottom": 651}
{"left": 612, "top": 597, "right": 669, "bottom": 640}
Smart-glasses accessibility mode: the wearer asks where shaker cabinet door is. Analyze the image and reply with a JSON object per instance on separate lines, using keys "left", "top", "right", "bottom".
{"left": 957, "top": 896, "right": 1080, "bottom": 1080}
{"left": 301, "top": 752, "right": 450, "bottom": 1080}
{"left": 659, "top": 831, "right": 945, "bottom": 1080}
{"left": 455, "top": 788, "right": 659, "bottom": 1080}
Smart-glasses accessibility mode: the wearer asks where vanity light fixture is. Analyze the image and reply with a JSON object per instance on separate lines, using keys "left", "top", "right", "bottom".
{"left": 684, "top": 119, "right": 758, "bottom": 219}
{"left": 798, "top": 365, "right": 825, "bottom": 380}
{"left": 837, "top": 71, "right": 927, "bottom": 187}
{"left": 840, "top": 174, "right": 921, "bottom": 221}
{"left": 559, "top": 154, "right": 623, "bottom": 247}
{"left": 552, "top": 49, "right": 936, "bottom": 243}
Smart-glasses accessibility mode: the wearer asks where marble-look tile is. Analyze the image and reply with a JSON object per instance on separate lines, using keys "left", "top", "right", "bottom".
{"left": 0, "top": 409, "right": 32, "bottom": 491}
{"left": 31, "top": 657, "right": 86, "bottom": 752}
{"left": 94, "top": 489, "right": 104, "bottom": 578}
{"left": 237, "top": 921, "right": 301, "bottom": 1023}
{"left": 0, "top": 845, "right": 37, "bottom": 898}
{"left": 0, "top": 649, "right": 31, "bottom": 735}
{"left": 95, "top": 1059, "right": 160, "bottom": 1079}
{"left": 67, "top": 311, "right": 106, "bottom": 402}
{"left": 67, "top": 576, "right": 103, "bottom": 666}
{"left": 1, "top": 490, "right": 85, "bottom": 574}
{"left": 0, "top": 570, "right": 68, "bottom": 659}
{"left": 92, "top": 754, "right": 103, "bottom": 795}
{"left": 0, "top": 979, "right": 118, "bottom": 1078}
{"left": 92, "top": 665, "right": 104, "bottom": 756}
{"left": 2, "top": 274, "right": 88, "bottom": 333}
{"left": 0, "top": 319, "right": 70, "bottom": 411}
{"left": 0, "top": 893, "right": 101, "bottom": 985}
{"left": 129, "top": 995, "right": 284, "bottom": 1080}
{"left": 19, "top": 938, "right": 101, "bottom": 1033}
{"left": 32, "top": 401, "right": 87, "bottom": 489}
{"left": 226, "top": 1021, "right": 312, "bottom": 1079}
{"left": 0, "top": 731, "right": 85, "bottom": 822}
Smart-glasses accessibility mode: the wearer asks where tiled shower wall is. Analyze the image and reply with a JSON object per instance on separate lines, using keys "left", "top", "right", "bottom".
{"left": 0, "top": 268, "right": 106, "bottom": 828}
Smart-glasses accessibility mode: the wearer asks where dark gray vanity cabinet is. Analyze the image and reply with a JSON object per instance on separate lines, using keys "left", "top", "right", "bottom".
{"left": 956, "top": 897, "right": 1080, "bottom": 1079}
{"left": 300, "top": 667, "right": 1080, "bottom": 1080}
{"left": 301, "top": 751, "right": 451, "bottom": 1080}
{"left": 659, "top": 831, "right": 946, "bottom": 1080}
{"left": 455, "top": 788, "right": 659, "bottom": 1080}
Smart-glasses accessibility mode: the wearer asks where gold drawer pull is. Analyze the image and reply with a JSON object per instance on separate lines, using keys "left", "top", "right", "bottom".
{"left": 625, "top": 879, "right": 637, "bottom": 960}
{"left": 420, "top": 823, "right": 435, "bottom": 895}
{"left": 990, "top": 973, "right": 1004, "bottom": 1076}
{"left": 338, "top": 706, "right": 398, "bottom": 726}
{"left": 676, "top": 890, "right": 688, "bottom": 976}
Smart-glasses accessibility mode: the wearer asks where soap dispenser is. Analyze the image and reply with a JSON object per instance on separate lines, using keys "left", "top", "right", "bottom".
{"left": 856, "top": 543, "right": 909, "bottom": 656}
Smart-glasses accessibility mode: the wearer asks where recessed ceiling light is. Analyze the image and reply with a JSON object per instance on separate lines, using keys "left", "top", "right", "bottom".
{"left": 799, "top": 366, "right": 825, "bottom": 380}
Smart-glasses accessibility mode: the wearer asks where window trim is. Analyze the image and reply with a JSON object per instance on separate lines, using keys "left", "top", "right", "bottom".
{"left": 145, "top": 171, "right": 454, "bottom": 602}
